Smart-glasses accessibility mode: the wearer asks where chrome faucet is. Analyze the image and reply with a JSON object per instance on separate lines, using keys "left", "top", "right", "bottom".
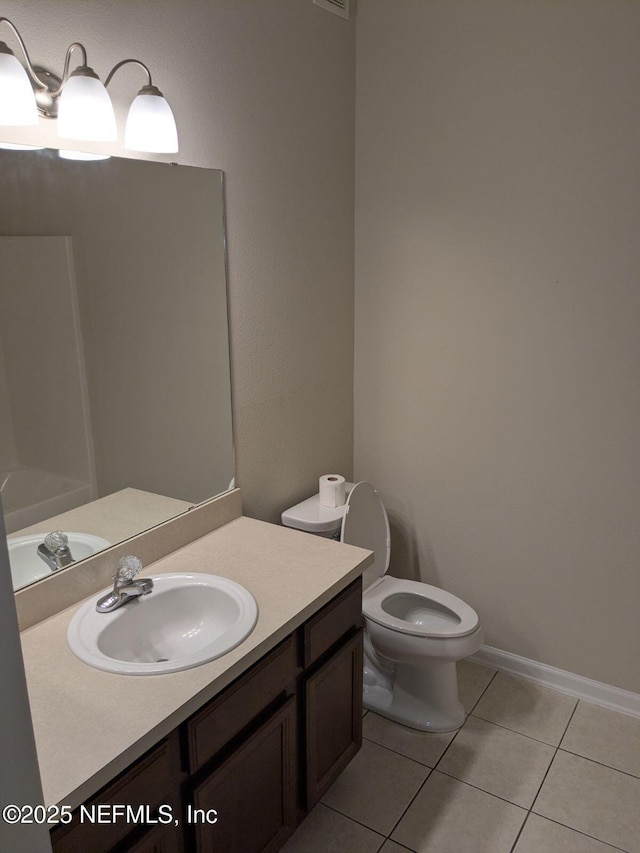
{"left": 37, "top": 531, "right": 75, "bottom": 572}
{"left": 95, "top": 555, "right": 154, "bottom": 613}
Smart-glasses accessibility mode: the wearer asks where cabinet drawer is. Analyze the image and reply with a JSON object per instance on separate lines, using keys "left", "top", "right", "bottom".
{"left": 51, "top": 737, "right": 178, "bottom": 853}
{"left": 303, "top": 578, "right": 362, "bottom": 667}
{"left": 187, "top": 635, "right": 297, "bottom": 774}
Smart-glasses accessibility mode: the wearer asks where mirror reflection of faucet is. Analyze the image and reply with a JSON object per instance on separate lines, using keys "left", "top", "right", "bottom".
{"left": 37, "top": 530, "right": 75, "bottom": 572}
{"left": 95, "top": 555, "right": 154, "bottom": 613}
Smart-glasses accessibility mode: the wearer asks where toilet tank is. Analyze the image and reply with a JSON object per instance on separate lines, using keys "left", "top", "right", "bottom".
{"left": 281, "top": 483, "right": 354, "bottom": 539}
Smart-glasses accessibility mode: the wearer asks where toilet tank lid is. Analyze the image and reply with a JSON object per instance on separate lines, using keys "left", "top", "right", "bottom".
{"left": 281, "top": 483, "right": 355, "bottom": 533}
{"left": 341, "top": 481, "right": 390, "bottom": 590}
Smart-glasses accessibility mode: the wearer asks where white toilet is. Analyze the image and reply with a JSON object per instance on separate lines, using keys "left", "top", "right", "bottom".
{"left": 282, "top": 481, "right": 483, "bottom": 732}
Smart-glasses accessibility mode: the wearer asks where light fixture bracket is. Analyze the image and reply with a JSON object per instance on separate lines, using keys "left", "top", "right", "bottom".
{"left": 31, "top": 66, "right": 62, "bottom": 118}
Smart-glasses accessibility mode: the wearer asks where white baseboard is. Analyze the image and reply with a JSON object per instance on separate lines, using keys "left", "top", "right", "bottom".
{"left": 470, "top": 645, "right": 640, "bottom": 719}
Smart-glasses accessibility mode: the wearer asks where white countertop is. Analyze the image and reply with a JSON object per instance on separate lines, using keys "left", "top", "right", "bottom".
{"left": 20, "top": 516, "right": 372, "bottom": 810}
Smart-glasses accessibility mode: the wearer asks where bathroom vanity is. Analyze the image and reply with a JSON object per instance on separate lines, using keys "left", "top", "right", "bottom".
{"left": 17, "top": 496, "right": 372, "bottom": 853}
{"left": 51, "top": 579, "right": 362, "bottom": 852}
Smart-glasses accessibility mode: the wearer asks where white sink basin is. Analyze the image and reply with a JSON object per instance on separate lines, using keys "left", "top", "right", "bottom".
{"left": 8, "top": 532, "right": 111, "bottom": 590}
{"left": 67, "top": 573, "right": 259, "bottom": 675}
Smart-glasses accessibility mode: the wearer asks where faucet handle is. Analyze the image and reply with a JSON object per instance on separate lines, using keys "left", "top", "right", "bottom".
{"left": 115, "top": 555, "right": 143, "bottom": 584}
{"left": 97, "top": 555, "right": 149, "bottom": 613}
{"left": 44, "top": 531, "right": 69, "bottom": 553}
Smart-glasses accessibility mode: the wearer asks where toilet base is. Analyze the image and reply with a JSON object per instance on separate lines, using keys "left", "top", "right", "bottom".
{"left": 364, "top": 660, "right": 465, "bottom": 732}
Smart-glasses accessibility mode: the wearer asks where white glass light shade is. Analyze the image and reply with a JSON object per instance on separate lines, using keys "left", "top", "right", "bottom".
{"left": 0, "top": 141, "right": 43, "bottom": 150}
{"left": 57, "top": 71, "right": 117, "bottom": 141}
{"left": 125, "top": 89, "right": 178, "bottom": 153}
{"left": 0, "top": 51, "right": 38, "bottom": 125}
{"left": 59, "top": 149, "right": 110, "bottom": 161}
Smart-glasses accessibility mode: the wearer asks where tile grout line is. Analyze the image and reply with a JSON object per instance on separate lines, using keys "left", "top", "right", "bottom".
{"left": 376, "top": 837, "right": 415, "bottom": 853}
{"left": 383, "top": 730, "right": 463, "bottom": 842}
{"left": 465, "top": 667, "right": 500, "bottom": 715}
{"left": 556, "top": 747, "right": 640, "bottom": 782}
{"left": 318, "top": 801, "right": 389, "bottom": 844}
{"left": 361, "top": 732, "right": 445, "bottom": 769}
{"left": 508, "top": 809, "right": 534, "bottom": 853}
{"left": 429, "top": 668, "right": 498, "bottom": 777}
{"left": 359, "top": 733, "right": 445, "bottom": 771}
{"left": 557, "top": 689, "right": 640, "bottom": 781}
{"left": 468, "top": 710, "right": 571, "bottom": 748}
{"left": 528, "top": 813, "right": 631, "bottom": 853}
{"left": 383, "top": 769, "right": 433, "bottom": 844}
{"left": 529, "top": 697, "right": 579, "bottom": 815}
{"left": 433, "top": 767, "right": 530, "bottom": 810}
{"left": 527, "top": 737, "right": 559, "bottom": 816}
{"left": 373, "top": 834, "right": 386, "bottom": 853}
{"left": 558, "top": 698, "right": 581, "bottom": 747}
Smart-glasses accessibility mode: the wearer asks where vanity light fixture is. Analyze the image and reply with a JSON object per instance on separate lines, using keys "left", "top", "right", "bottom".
{"left": 0, "top": 18, "right": 178, "bottom": 153}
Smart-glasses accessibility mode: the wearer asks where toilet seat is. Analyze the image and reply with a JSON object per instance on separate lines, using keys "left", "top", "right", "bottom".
{"left": 363, "top": 576, "right": 480, "bottom": 639}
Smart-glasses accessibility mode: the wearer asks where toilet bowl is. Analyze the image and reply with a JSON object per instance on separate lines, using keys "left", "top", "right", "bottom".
{"left": 282, "top": 481, "right": 483, "bottom": 732}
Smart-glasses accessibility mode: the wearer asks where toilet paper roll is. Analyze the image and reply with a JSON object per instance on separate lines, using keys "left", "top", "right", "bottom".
{"left": 319, "top": 474, "right": 346, "bottom": 508}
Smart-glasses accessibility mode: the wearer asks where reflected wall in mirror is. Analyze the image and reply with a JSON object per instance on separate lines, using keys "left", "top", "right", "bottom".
{"left": 0, "top": 149, "right": 234, "bottom": 591}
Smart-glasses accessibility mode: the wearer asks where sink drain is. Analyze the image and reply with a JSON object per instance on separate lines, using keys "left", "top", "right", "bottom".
{"left": 156, "top": 658, "right": 169, "bottom": 663}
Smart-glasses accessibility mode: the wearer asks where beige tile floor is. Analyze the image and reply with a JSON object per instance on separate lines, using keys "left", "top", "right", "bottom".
{"left": 282, "top": 661, "right": 640, "bottom": 853}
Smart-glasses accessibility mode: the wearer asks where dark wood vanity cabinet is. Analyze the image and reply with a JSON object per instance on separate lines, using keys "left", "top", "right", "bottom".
{"left": 51, "top": 577, "right": 363, "bottom": 853}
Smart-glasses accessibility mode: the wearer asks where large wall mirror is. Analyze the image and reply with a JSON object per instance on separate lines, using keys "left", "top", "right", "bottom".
{"left": 0, "top": 148, "right": 234, "bottom": 591}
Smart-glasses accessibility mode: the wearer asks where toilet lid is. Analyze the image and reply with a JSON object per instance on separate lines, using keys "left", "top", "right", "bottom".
{"left": 340, "top": 481, "right": 390, "bottom": 591}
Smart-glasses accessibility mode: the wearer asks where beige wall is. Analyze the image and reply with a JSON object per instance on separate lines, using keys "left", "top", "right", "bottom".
{"left": 355, "top": 0, "right": 640, "bottom": 692}
{"left": 2, "top": 0, "right": 356, "bottom": 521}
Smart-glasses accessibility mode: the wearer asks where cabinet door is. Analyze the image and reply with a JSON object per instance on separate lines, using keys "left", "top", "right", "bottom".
{"left": 304, "top": 629, "right": 363, "bottom": 808}
{"left": 191, "top": 697, "right": 297, "bottom": 853}
{"left": 123, "top": 824, "right": 182, "bottom": 853}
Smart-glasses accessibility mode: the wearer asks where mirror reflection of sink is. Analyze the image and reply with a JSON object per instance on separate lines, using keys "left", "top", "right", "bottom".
{"left": 7, "top": 532, "right": 111, "bottom": 590}
{"left": 67, "top": 573, "right": 259, "bottom": 675}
